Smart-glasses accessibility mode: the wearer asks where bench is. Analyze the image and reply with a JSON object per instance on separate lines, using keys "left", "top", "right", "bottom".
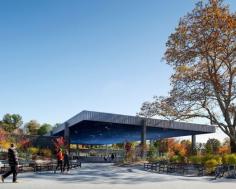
{"left": 0, "top": 164, "right": 24, "bottom": 173}
{"left": 144, "top": 162, "right": 160, "bottom": 172}
{"left": 33, "top": 163, "right": 54, "bottom": 172}
{"left": 33, "top": 160, "right": 81, "bottom": 172}
{"left": 144, "top": 162, "right": 204, "bottom": 176}
{"left": 183, "top": 164, "right": 204, "bottom": 176}
{"left": 144, "top": 162, "right": 154, "bottom": 170}
{"left": 215, "top": 164, "right": 236, "bottom": 179}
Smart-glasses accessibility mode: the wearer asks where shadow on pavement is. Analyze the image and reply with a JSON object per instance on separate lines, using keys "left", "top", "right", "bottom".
{"left": 16, "top": 163, "right": 235, "bottom": 185}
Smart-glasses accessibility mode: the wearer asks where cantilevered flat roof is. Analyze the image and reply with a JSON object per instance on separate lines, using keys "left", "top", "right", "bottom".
{"left": 51, "top": 110, "right": 215, "bottom": 145}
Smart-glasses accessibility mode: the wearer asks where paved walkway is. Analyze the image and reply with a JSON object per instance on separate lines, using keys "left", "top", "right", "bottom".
{"left": 0, "top": 163, "right": 235, "bottom": 189}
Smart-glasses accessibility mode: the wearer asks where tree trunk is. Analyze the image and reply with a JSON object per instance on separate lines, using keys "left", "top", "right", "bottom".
{"left": 230, "top": 139, "right": 236, "bottom": 153}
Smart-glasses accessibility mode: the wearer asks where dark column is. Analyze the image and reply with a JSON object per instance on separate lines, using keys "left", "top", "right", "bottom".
{"left": 64, "top": 122, "right": 70, "bottom": 153}
{"left": 191, "top": 135, "right": 196, "bottom": 155}
{"left": 141, "top": 119, "right": 147, "bottom": 158}
{"left": 76, "top": 144, "right": 79, "bottom": 156}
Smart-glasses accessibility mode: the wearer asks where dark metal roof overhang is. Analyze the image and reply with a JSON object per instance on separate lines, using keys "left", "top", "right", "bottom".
{"left": 51, "top": 111, "right": 215, "bottom": 145}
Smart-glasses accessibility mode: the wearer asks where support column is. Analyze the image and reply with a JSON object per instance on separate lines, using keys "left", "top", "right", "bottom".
{"left": 76, "top": 144, "right": 79, "bottom": 156}
{"left": 141, "top": 119, "right": 147, "bottom": 158}
{"left": 64, "top": 122, "right": 70, "bottom": 153}
{"left": 191, "top": 134, "right": 196, "bottom": 155}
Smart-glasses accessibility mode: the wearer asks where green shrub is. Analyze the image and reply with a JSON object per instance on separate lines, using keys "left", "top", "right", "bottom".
{"left": 205, "top": 159, "right": 219, "bottom": 174}
{"left": 205, "top": 159, "right": 218, "bottom": 168}
{"left": 147, "top": 156, "right": 168, "bottom": 163}
{"left": 41, "top": 149, "right": 52, "bottom": 158}
{"left": 170, "top": 155, "right": 182, "bottom": 163}
{"left": 147, "top": 146, "right": 157, "bottom": 160}
{"left": 228, "top": 154, "right": 236, "bottom": 164}
{"left": 222, "top": 154, "right": 236, "bottom": 164}
{"left": 201, "top": 154, "right": 213, "bottom": 164}
{"left": 214, "top": 156, "right": 222, "bottom": 164}
{"left": 189, "top": 156, "right": 202, "bottom": 164}
{"left": 28, "top": 147, "right": 39, "bottom": 155}
{"left": 201, "top": 154, "right": 222, "bottom": 164}
{"left": 134, "top": 156, "right": 142, "bottom": 162}
{"left": 222, "top": 155, "right": 227, "bottom": 164}
{"left": 147, "top": 157, "right": 158, "bottom": 163}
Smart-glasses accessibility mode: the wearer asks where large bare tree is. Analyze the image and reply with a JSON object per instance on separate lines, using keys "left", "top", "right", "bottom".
{"left": 139, "top": 0, "right": 236, "bottom": 152}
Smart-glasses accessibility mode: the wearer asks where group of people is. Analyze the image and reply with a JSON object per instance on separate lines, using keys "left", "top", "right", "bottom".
{"left": 54, "top": 148, "right": 70, "bottom": 174}
{"left": 0, "top": 144, "right": 72, "bottom": 183}
{"left": 103, "top": 153, "right": 115, "bottom": 162}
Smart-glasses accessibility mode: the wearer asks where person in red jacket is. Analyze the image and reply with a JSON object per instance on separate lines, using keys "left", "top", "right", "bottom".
{"left": 54, "top": 148, "right": 63, "bottom": 173}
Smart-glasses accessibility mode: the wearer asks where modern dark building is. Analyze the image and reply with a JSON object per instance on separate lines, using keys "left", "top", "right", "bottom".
{"left": 51, "top": 110, "right": 215, "bottom": 147}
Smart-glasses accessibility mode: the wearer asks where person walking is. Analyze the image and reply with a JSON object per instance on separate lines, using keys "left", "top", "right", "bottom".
{"left": 54, "top": 148, "right": 63, "bottom": 173}
{"left": 63, "top": 150, "right": 70, "bottom": 173}
{"left": 111, "top": 153, "right": 115, "bottom": 161}
{"left": 1, "top": 144, "right": 19, "bottom": 183}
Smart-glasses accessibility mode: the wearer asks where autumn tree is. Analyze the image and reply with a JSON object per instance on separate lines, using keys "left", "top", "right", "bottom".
{"left": 0, "top": 127, "right": 6, "bottom": 143}
{"left": 205, "top": 138, "right": 221, "bottom": 154}
{"left": 218, "top": 145, "right": 230, "bottom": 154}
{"left": 154, "top": 139, "right": 168, "bottom": 154}
{"left": 139, "top": 0, "right": 236, "bottom": 152}
{"left": 180, "top": 140, "right": 192, "bottom": 156}
{"left": 52, "top": 137, "right": 65, "bottom": 151}
{"left": 25, "top": 120, "right": 40, "bottom": 135}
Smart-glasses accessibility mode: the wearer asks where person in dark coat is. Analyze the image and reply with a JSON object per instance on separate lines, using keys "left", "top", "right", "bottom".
{"left": 63, "top": 150, "right": 70, "bottom": 173}
{"left": 1, "top": 144, "right": 19, "bottom": 183}
{"left": 111, "top": 153, "right": 115, "bottom": 161}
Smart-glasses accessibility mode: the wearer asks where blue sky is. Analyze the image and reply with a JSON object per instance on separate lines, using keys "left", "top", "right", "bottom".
{"left": 0, "top": 0, "right": 236, "bottom": 141}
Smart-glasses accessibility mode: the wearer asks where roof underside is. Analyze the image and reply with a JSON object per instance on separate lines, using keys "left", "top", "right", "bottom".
{"left": 52, "top": 111, "right": 215, "bottom": 145}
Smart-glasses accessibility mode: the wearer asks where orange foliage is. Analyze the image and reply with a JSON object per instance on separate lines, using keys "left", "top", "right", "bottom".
{"left": 52, "top": 137, "right": 65, "bottom": 151}
{"left": 167, "top": 139, "right": 190, "bottom": 158}
{"left": 0, "top": 128, "right": 8, "bottom": 150}
{"left": 218, "top": 145, "right": 230, "bottom": 155}
{"left": 19, "top": 138, "right": 31, "bottom": 149}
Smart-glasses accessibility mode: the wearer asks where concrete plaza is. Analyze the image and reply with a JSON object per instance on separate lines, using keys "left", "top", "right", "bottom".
{"left": 0, "top": 163, "right": 235, "bottom": 189}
